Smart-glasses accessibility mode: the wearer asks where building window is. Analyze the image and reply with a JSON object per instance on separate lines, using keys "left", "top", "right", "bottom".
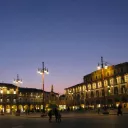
{"left": 79, "top": 86, "right": 81, "bottom": 92}
{"left": 0, "top": 99, "right": 3, "bottom": 102}
{"left": 104, "top": 80, "right": 108, "bottom": 86}
{"left": 7, "top": 99, "right": 9, "bottom": 102}
{"left": 92, "top": 83, "right": 96, "bottom": 89}
{"left": 88, "top": 84, "right": 91, "bottom": 90}
{"left": 83, "top": 85, "right": 86, "bottom": 91}
{"left": 116, "top": 76, "right": 121, "bottom": 84}
{"left": 91, "top": 91, "right": 94, "bottom": 98}
{"left": 114, "top": 87, "right": 118, "bottom": 95}
{"left": 102, "top": 89, "right": 105, "bottom": 97}
{"left": 13, "top": 99, "right": 16, "bottom": 103}
{"left": 108, "top": 88, "right": 111, "bottom": 95}
{"left": 19, "top": 98, "right": 22, "bottom": 102}
{"left": 98, "top": 82, "right": 102, "bottom": 88}
{"left": 110, "top": 78, "right": 114, "bottom": 85}
{"left": 14, "top": 91, "right": 16, "bottom": 94}
{"left": 121, "top": 86, "right": 126, "bottom": 94}
{"left": 7, "top": 90, "right": 10, "bottom": 94}
{"left": 124, "top": 75, "right": 128, "bottom": 82}
{"left": 0, "top": 90, "right": 3, "bottom": 94}
{"left": 96, "top": 90, "right": 99, "bottom": 97}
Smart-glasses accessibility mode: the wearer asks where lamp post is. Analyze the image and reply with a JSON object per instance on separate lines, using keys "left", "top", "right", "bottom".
{"left": 13, "top": 74, "right": 22, "bottom": 113}
{"left": 97, "top": 57, "right": 108, "bottom": 112}
{"left": 37, "top": 62, "right": 49, "bottom": 113}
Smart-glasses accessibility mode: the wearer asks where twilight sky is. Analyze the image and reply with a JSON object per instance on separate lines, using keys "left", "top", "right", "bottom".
{"left": 0, "top": 0, "right": 128, "bottom": 94}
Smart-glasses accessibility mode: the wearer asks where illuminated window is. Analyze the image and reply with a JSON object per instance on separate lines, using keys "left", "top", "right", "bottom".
{"left": 124, "top": 75, "right": 128, "bottom": 82}
{"left": 82, "top": 85, "right": 85, "bottom": 90}
{"left": 73, "top": 88, "right": 75, "bottom": 93}
{"left": 98, "top": 82, "right": 102, "bottom": 88}
{"left": 104, "top": 80, "right": 108, "bottom": 86}
{"left": 92, "top": 83, "right": 96, "bottom": 89}
{"left": 0, "top": 90, "right": 3, "bottom": 94}
{"left": 14, "top": 91, "right": 16, "bottom": 94}
{"left": 116, "top": 76, "right": 121, "bottom": 84}
{"left": 110, "top": 78, "right": 114, "bottom": 85}
{"left": 7, "top": 90, "right": 10, "bottom": 94}
{"left": 88, "top": 84, "right": 91, "bottom": 90}
{"left": 0, "top": 99, "right": 2, "bottom": 102}
{"left": 79, "top": 86, "right": 81, "bottom": 91}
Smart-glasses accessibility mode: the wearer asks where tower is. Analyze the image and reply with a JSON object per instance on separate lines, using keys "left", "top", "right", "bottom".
{"left": 51, "top": 85, "right": 54, "bottom": 93}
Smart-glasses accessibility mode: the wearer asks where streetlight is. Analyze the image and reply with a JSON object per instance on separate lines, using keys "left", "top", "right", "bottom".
{"left": 97, "top": 57, "right": 109, "bottom": 113}
{"left": 37, "top": 62, "right": 49, "bottom": 113}
{"left": 13, "top": 74, "right": 22, "bottom": 113}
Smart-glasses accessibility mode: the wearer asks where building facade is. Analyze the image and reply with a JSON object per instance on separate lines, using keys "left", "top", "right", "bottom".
{"left": 59, "top": 94, "right": 66, "bottom": 110}
{"left": 65, "top": 62, "right": 128, "bottom": 110}
{"left": 0, "top": 83, "right": 59, "bottom": 113}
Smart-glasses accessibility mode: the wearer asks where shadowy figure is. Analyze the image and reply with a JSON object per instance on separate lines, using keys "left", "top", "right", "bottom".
{"left": 57, "top": 111, "right": 61, "bottom": 123}
{"left": 54, "top": 108, "right": 58, "bottom": 122}
{"left": 48, "top": 110, "right": 52, "bottom": 123}
{"left": 67, "top": 107, "right": 70, "bottom": 112}
{"left": 97, "top": 108, "right": 100, "bottom": 114}
{"left": 117, "top": 103, "right": 123, "bottom": 116}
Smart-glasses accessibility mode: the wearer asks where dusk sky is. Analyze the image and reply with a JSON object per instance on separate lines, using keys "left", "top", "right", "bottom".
{"left": 0, "top": 0, "right": 128, "bottom": 94}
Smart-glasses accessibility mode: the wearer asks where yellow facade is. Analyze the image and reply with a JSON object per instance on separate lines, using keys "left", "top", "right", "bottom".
{"left": 65, "top": 62, "right": 128, "bottom": 109}
{"left": 0, "top": 84, "right": 59, "bottom": 113}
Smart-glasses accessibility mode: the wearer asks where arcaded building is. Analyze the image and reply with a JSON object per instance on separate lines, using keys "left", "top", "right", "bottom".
{"left": 65, "top": 62, "right": 128, "bottom": 109}
{"left": 0, "top": 83, "right": 59, "bottom": 113}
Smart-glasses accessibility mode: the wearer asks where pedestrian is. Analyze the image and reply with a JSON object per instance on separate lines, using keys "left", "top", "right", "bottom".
{"left": 54, "top": 108, "right": 58, "bottom": 122}
{"left": 48, "top": 110, "right": 52, "bottom": 123}
{"left": 25, "top": 109, "right": 27, "bottom": 115}
{"left": 117, "top": 103, "right": 123, "bottom": 116}
{"left": 57, "top": 111, "right": 61, "bottom": 123}
{"left": 97, "top": 108, "right": 100, "bottom": 114}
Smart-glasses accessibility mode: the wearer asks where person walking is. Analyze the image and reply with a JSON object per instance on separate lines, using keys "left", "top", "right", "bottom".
{"left": 57, "top": 111, "right": 61, "bottom": 123}
{"left": 54, "top": 108, "right": 58, "bottom": 122}
{"left": 48, "top": 110, "right": 53, "bottom": 123}
{"left": 117, "top": 103, "right": 123, "bottom": 116}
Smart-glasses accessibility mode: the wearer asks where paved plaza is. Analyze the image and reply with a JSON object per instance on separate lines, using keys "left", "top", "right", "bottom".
{"left": 0, "top": 112, "right": 128, "bottom": 128}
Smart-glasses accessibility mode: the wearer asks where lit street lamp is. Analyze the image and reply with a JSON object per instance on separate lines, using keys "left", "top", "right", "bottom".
{"left": 37, "top": 62, "right": 49, "bottom": 113}
{"left": 97, "top": 57, "right": 109, "bottom": 113}
{"left": 13, "top": 74, "right": 22, "bottom": 113}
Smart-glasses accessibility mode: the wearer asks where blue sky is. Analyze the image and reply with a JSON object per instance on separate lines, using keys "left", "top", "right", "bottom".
{"left": 0, "top": 0, "right": 128, "bottom": 93}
